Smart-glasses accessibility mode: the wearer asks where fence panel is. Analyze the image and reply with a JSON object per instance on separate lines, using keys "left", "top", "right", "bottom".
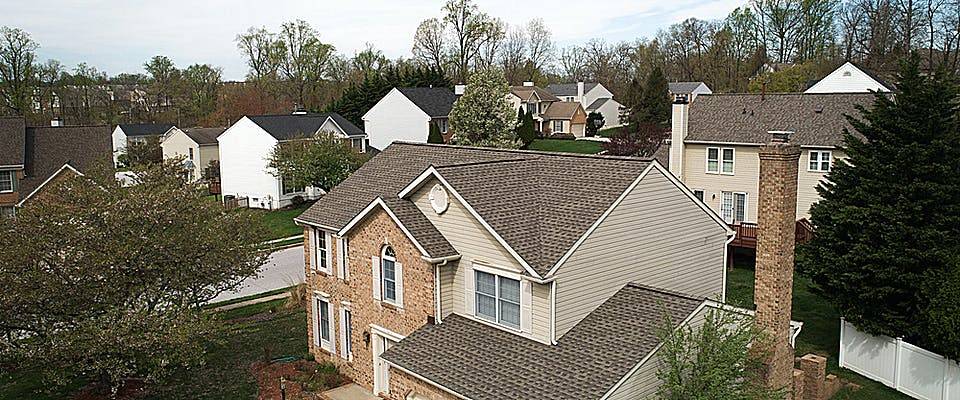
{"left": 840, "top": 319, "right": 960, "bottom": 400}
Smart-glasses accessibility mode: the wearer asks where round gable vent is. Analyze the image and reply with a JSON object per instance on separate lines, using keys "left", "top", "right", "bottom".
{"left": 429, "top": 184, "right": 449, "bottom": 214}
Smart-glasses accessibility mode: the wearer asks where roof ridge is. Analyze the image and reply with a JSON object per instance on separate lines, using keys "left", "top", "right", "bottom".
{"left": 390, "top": 142, "right": 652, "bottom": 162}
{"left": 434, "top": 158, "right": 533, "bottom": 169}
{"left": 625, "top": 282, "right": 707, "bottom": 302}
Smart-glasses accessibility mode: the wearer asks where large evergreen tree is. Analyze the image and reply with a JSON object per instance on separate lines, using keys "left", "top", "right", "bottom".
{"left": 628, "top": 66, "right": 670, "bottom": 127}
{"left": 516, "top": 108, "right": 537, "bottom": 146}
{"left": 325, "top": 65, "right": 448, "bottom": 127}
{"left": 797, "top": 56, "right": 960, "bottom": 359}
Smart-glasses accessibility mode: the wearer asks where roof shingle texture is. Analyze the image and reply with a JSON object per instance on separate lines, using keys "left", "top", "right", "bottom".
{"left": 668, "top": 82, "right": 705, "bottom": 94}
{"left": 685, "top": 93, "right": 876, "bottom": 147}
{"left": 182, "top": 127, "right": 225, "bottom": 145}
{"left": 0, "top": 117, "right": 26, "bottom": 165}
{"left": 398, "top": 87, "right": 457, "bottom": 117}
{"left": 546, "top": 82, "right": 599, "bottom": 97}
{"left": 297, "top": 143, "right": 651, "bottom": 276}
{"left": 248, "top": 113, "right": 364, "bottom": 141}
{"left": 381, "top": 283, "right": 704, "bottom": 400}
{"left": 21, "top": 125, "right": 112, "bottom": 196}
{"left": 510, "top": 86, "right": 560, "bottom": 102}
{"left": 117, "top": 123, "right": 174, "bottom": 137}
{"left": 542, "top": 102, "right": 582, "bottom": 120}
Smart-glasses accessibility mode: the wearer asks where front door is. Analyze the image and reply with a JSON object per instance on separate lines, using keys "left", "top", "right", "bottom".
{"left": 373, "top": 334, "right": 397, "bottom": 395}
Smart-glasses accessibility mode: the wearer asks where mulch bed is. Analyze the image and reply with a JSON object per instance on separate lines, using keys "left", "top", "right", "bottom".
{"left": 252, "top": 359, "right": 349, "bottom": 400}
{"left": 73, "top": 378, "right": 147, "bottom": 400}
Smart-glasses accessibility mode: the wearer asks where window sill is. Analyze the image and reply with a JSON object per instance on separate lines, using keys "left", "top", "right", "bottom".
{"left": 705, "top": 171, "right": 735, "bottom": 176}
{"left": 380, "top": 300, "right": 402, "bottom": 311}
{"left": 471, "top": 314, "right": 523, "bottom": 334}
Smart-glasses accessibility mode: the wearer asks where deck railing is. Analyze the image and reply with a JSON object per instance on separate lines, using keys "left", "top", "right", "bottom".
{"left": 728, "top": 219, "right": 815, "bottom": 249}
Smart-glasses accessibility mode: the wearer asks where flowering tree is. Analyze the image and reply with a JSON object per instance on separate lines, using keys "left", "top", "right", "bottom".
{"left": 448, "top": 68, "right": 519, "bottom": 148}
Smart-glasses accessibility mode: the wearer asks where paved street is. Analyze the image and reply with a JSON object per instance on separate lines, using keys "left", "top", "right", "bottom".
{"left": 209, "top": 245, "right": 305, "bottom": 304}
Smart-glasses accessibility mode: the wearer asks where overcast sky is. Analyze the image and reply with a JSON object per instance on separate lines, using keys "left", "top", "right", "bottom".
{"left": 3, "top": 0, "right": 743, "bottom": 81}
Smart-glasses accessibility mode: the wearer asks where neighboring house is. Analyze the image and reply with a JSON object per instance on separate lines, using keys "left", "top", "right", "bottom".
{"left": 668, "top": 81, "right": 712, "bottom": 102}
{"left": 805, "top": 61, "right": 893, "bottom": 93}
{"left": 111, "top": 123, "right": 175, "bottom": 165}
{"left": 506, "top": 83, "right": 560, "bottom": 132}
{"left": 364, "top": 87, "right": 458, "bottom": 149}
{"left": 160, "top": 127, "right": 225, "bottom": 182}
{"left": 0, "top": 116, "right": 111, "bottom": 216}
{"left": 547, "top": 82, "right": 625, "bottom": 129}
{"left": 294, "top": 142, "right": 801, "bottom": 399}
{"left": 668, "top": 92, "right": 875, "bottom": 223}
{"left": 218, "top": 112, "right": 367, "bottom": 210}
{"left": 507, "top": 83, "right": 590, "bottom": 136}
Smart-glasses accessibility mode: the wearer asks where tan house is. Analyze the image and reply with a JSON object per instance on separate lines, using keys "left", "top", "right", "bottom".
{"left": 506, "top": 83, "right": 587, "bottom": 137}
{"left": 160, "top": 126, "right": 224, "bottom": 182}
{"left": 294, "top": 142, "right": 802, "bottom": 399}
{"left": 668, "top": 92, "right": 876, "bottom": 223}
{"left": 541, "top": 101, "right": 587, "bottom": 136}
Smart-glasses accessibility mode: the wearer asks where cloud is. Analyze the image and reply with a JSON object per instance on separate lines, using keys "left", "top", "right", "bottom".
{"left": 2, "top": 0, "right": 744, "bottom": 80}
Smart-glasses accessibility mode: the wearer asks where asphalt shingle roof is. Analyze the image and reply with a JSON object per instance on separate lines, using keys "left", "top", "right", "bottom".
{"left": 21, "top": 125, "right": 112, "bottom": 197}
{"left": 297, "top": 143, "right": 652, "bottom": 276}
{"left": 668, "top": 82, "right": 706, "bottom": 94}
{"left": 182, "top": 127, "right": 225, "bottom": 145}
{"left": 247, "top": 112, "right": 364, "bottom": 141}
{"left": 0, "top": 117, "right": 26, "bottom": 166}
{"left": 585, "top": 97, "right": 611, "bottom": 111}
{"left": 542, "top": 102, "right": 582, "bottom": 120}
{"left": 685, "top": 92, "right": 876, "bottom": 147}
{"left": 510, "top": 86, "right": 560, "bottom": 102}
{"left": 381, "top": 283, "right": 704, "bottom": 400}
{"left": 398, "top": 87, "right": 457, "bottom": 118}
{"left": 546, "top": 82, "right": 599, "bottom": 97}
{"left": 117, "top": 123, "right": 174, "bottom": 137}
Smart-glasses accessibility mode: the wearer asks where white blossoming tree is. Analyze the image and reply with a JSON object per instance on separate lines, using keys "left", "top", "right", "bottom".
{"left": 448, "top": 68, "right": 519, "bottom": 148}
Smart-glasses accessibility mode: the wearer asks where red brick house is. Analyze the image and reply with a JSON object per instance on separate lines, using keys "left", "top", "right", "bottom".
{"left": 294, "top": 142, "right": 802, "bottom": 399}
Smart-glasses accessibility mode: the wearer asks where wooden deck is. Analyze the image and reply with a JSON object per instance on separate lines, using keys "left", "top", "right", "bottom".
{"left": 728, "top": 219, "right": 815, "bottom": 250}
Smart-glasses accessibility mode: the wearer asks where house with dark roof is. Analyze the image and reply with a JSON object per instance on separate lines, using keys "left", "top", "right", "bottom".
{"left": 547, "top": 81, "right": 625, "bottom": 130}
{"left": 292, "top": 142, "right": 802, "bottom": 399}
{"left": 111, "top": 123, "right": 175, "bottom": 166}
{"left": 364, "top": 87, "right": 458, "bottom": 150}
{"left": 218, "top": 111, "right": 367, "bottom": 209}
{"left": 160, "top": 126, "right": 225, "bottom": 182}
{"left": 668, "top": 91, "right": 876, "bottom": 223}
{"left": 0, "top": 117, "right": 111, "bottom": 216}
{"left": 668, "top": 81, "right": 712, "bottom": 102}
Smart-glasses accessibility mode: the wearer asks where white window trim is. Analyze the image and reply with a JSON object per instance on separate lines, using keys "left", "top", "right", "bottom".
{"left": 472, "top": 265, "right": 523, "bottom": 332}
{"left": 0, "top": 170, "right": 13, "bottom": 193}
{"left": 380, "top": 246, "right": 403, "bottom": 308}
{"left": 313, "top": 229, "right": 332, "bottom": 275}
{"left": 692, "top": 188, "right": 706, "bottom": 202}
{"left": 808, "top": 150, "right": 832, "bottom": 172}
{"left": 314, "top": 294, "right": 335, "bottom": 354}
{"left": 706, "top": 147, "right": 736, "bottom": 175}
{"left": 720, "top": 191, "right": 749, "bottom": 223}
{"left": 339, "top": 305, "right": 353, "bottom": 361}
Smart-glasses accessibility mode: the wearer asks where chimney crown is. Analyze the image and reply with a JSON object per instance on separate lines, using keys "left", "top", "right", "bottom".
{"left": 454, "top": 84, "right": 466, "bottom": 95}
{"left": 522, "top": 81, "right": 535, "bottom": 87}
{"left": 768, "top": 130, "right": 794, "bottom": 143}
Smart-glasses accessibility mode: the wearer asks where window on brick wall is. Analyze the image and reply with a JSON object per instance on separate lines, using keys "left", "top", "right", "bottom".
{"left": 313, "top": 229, "right": 331, "bottom": 274}
{"left": 0, "top": 171, "right": 13, "bottom": 193}
{"left": 313, "top": 296, "right": 335, "bottom": 353}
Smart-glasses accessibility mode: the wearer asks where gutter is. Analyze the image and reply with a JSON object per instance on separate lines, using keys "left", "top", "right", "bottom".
{"left": 421, "top": 254, "right": 461, "bottom": 265}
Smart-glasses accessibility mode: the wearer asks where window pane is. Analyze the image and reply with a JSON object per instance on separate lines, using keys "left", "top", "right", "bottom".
{"left": 722, "top": 148, "right": 734, "bottom": 162}
{"left": 693, "top": 190, "right": 704, "bottom": 201}
{"left": 476, "top": 293, "right": 497, "bottom": 320}
{"left": 319, "top": 300, "right": 330, "bottom": 341}
{"left": 499, "top": 299, "right": 520, "bottom": 328}
{"left": 0, "top": 171, "right": 11, "bottom": 192}
{"left": 707, "top": 148, "right": 719, "bottom": 161}
{"left": 384, "top": 246, "right": 396, "bottom": 258}
{"left": 721, "top": 192, "right": 734, "bottom": 222}
{"left": 734, "top": 193, "right": 746, "bottom": 222}
{"left": 707, "top": 160, "right": 718, "bottom": 172}
{"left": 344, "top": 310, "right": 352, "bottom": 354}
{"left": 382, "top": 259, "right": 395, "bottom": 281}
{"left": 476, "top": 271, "right": 496, "bottom": 296}
{"left": 821, "top": 152, "right": 831, "bottom": 171}
{"left": 722, "top": 160, "right": 734, "bottom": 173}
{"left": 384, "top": 282, "right": 396, "bottom": 301}
{"left": 499, "top": 277, "right": 520, "bottom": 303}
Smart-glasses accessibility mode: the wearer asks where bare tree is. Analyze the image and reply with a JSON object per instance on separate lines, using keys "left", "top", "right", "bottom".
{"left": 753, "top": 0, "right": 805, "bottom": 62}
{"left": 235, "top": 26, "right": 282, "bottom": 83}
{"left": 500, "top": 25, "right": 526, "bottom": 83}
{"left": 559, "top": 45, "right": 587, "bottom": 81}
{"left": 443, "top": 0, "right": 492, "bottom": 83}
{"left": 477, "top": 18, "right": 506, "bottom": 70}
{"left": 412, "top": 18, "right": 446, "bottom": 71}
{"left": 277, "top": 19, "right": 334, "bottom": 109}
{"left": 0, "top": 26, "right": 38, "bottom": 115}
{"left": 526, "top": 19, "right": 555, "bottom": 79}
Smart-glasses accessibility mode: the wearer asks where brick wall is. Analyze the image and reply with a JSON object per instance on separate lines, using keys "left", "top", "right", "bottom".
{"left": 389, "top": 368, "right": 459, "bottom": 400}
{"left": 305, "top": 207, "right": 436, "bottom": 394}
{"left": 754, "top": 138, "right": 801, "bottom": 397}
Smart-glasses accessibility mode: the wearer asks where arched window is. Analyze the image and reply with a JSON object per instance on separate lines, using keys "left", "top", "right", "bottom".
{"left": 381, "top": 246, "right": 398, "bottom": 303}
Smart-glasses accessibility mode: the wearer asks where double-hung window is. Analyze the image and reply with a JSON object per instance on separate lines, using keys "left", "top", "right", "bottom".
{"left": 721, "top": 191, "right": 747, "bottom": 223}
{"left": 0, "top": 170, "right": 13, "bottom": 193}
{"left": 339, "top": 307, "right": 352, "bottom": 360}
{"left": 381, "top": 246, "right": 398, "bottom": 303}
{"left": 314, "top": 297, "right": 334, "bottom": 352}
{"left": 475, "top": 270, "right": 521, "bottom": 330}
{"left": 552, "top": 120, "right": 564, "bottom": 133}
{"left": 314, "top": 229, "right": 331, "bottom": 274}
{"left": 808, "top": 150, "right": 831, "bottom": 172}
{"left": 706, "top": 147, "right": 735, "bottom": 174}
{"left": 692, "top": 189, "right": 705, "bottom": 201}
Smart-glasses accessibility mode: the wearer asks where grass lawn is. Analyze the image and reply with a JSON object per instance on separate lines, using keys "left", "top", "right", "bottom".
{"left": 527, "top": 139, "right": 603, "bottom": 154}
{"left": 254, "top": 202, "right": 313, "bottom": 240}
{"left": 726, "top": 249, "right": 909, "bottom": 400}
{"left": 1, "top": 298, "right": 310, "bottom": 400}
{"left": 598, "top": 126, "right": 622, "bottom": 138}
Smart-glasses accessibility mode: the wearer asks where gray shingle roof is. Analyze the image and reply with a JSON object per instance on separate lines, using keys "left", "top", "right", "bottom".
{"left": 247, "top": 112, "right": 364, "bottom": 141}
{"left": 510, "top": 86, "right": 561, "bottom": 102}
{"left": 182, "top": 127, "right": 225, "bottom": 145}
{"left": 381, "top": 283, "right": 704, "bottom": 400}
{"left": 381, "top": 197, "right": 458, "bottom": 258}
{"left": 117, "top": 123, "right": 174, "bottom": 137}
{"left": 668, "top": 82, "right": 705, "bottom": 94}
{"left": 21, "top": 125, "right": 112, "bottom": 198}
{"left": 296, "top": 143, "right": 652, "bottom": 277}
{"left": 398, "top": 87, "right": 457, "bottom": 118}
{"left": 585, "top": 97, "right": 611, "bottom": 111}
{"left": 0, "top": 117, "right": 26, "bottom": 166}
{"left": 546, "top": 82, "right": 600, "bottom": 97}
{"left": 685, "top": 93, "right": 876, "bottom": 147}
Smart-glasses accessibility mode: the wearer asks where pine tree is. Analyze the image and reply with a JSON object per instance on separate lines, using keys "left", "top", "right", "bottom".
{"left": 631, "top": 66, "right": 670, "bottom": 127}
{"left": 797, "top": 55, "right": 960, "bottom": 359}
{"left": 325, "top": 65, "right": 449, "bottom": 127}
{"left": 516, "top": 109, "right": 537, "bottom": 146}
{"left": 427, "top": 122, "right": 444, "bottom": 144}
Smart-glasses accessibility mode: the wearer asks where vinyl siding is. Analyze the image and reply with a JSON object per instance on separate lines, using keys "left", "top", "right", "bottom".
{"left": 797, "top": 149, "right": 845, "bottom": 219}
{"left": 554, "top": 167, "right": 728, "bottom": 337}
{"left": 363, "top": 88, "right": 431, "bottom": 150}
{"left": 160, "top": 128, "right": 202, "bottom": 181}
{"left": 410, "top": 178, "right": 552, "bottom": 343}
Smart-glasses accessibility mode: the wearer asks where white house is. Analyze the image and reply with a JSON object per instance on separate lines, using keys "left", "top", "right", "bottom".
{"left": 363, "top": 87, "right": 458, "bottom": 150}
{"left": 111, "top": 123, "right": 175, "bottom": 165}
{"left": 546, "top": 82, "right": 625, "bottom": 129}
{"left": 160, "top": 126, "right": 224, "bottom": 182}
{"left": 218, "top": 112, "right": 367, "bottom": 210}
{"left": 668, "top": 81, "right": 713, "bottom": 102}
{"left": 805, "top": 61, "right": 893, "bottom": 93}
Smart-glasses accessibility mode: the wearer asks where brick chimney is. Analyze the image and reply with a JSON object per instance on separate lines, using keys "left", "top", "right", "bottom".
{"left": 668, "top": 95, "right": 690, "bottom": 178}
{"left": 754, "top": 130, "right": 800, "bottom": 397}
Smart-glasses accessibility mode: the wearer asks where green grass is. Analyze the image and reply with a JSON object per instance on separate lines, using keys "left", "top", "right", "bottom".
{"left": 254, "top": 202, "right": 313, "bottom": 240}
{"left": 726, "top": 249, "right": 910, "bottom": 400}
{"left": 0, "top": 299, "right": 308, "bottom": 400}
{"left": 598, "top": 126, "right": 622, "bottom": 138}
{"left": 527, "top": 138, "right": 603, "bottom": 154}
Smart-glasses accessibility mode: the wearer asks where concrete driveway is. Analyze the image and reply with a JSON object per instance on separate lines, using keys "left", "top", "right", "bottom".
{"left": 209, "top": 245, "right": 305, "bottom": 304}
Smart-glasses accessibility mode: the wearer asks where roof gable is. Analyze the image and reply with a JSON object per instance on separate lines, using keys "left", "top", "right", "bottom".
{"left": 20, "top": 125, "right": 112, "bottom": 199}
{"left": 247, "top": 112, "right": 364, "bottom": 141}
{"left": 397, "top": 87, "right": 457, "bottom": 117}
{"left": 806, "top": 62, "right": 893, "bottom": 93}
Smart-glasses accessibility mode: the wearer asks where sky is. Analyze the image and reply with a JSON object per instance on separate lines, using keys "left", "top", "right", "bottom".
{"left": 2, "top": 0, "right": 744, "bottom": 81}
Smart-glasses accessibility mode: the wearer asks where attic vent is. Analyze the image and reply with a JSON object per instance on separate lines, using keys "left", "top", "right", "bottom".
{"left": 429, "top": 184, "right": 449, "bottom": 214}
{"left": 815, "top": 105, "right": 824, "bottom": 113}
{"left": 843, "top": 71, "right": 852, "bottom": 77}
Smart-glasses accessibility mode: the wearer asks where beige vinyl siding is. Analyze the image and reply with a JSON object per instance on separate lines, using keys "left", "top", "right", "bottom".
{"left": 797, "top": 149, "right": 844, "bottom": 219}
{"left": 198, "top": 144, "right": 219, "bottom": 175}
{"left": 439, "top": 261, "right": 461, "bottom": 318}
{"left": 554, "top": 168, "right": 728, "bottom": 337}
{"left": 604, "top": 303, "right": 709, "bottom": 400}
{"left": 682, "top": 144, "right": 761, "bottom": 223}
{"left": 411, "top": 178, "right": 552, "bottom": 343}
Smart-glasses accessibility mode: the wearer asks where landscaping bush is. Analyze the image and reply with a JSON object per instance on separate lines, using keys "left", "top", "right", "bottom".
{"left": 290, "top": 195, "right": 305, "bottom": 207}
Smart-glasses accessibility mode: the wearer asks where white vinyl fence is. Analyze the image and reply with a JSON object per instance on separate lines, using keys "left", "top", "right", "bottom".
{"left": 840, "top": 319, "right": 960, "bottom": 400}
